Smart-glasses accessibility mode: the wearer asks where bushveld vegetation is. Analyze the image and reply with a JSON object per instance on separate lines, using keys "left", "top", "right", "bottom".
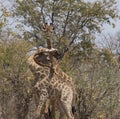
{"left": 0, "top": 0, "right": 120, "bottom": 119}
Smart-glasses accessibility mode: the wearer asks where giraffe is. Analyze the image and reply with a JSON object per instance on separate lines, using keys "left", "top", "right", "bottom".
{"left": 28, "top": 48, "right": 75, "bottom": 119}
{"left": 44, "top": 23, "right": 54, "bottom": 49}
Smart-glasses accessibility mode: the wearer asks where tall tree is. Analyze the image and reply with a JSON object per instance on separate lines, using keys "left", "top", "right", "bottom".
{"left": 14, "top": 0, "right": 119, "bottom": 54}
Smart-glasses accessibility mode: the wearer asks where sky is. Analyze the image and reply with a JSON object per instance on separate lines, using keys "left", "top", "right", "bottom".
{"left": 95, "top": 0, "right": 120, "bottom": 47}
{"left": 86, "top": 0, "right": 120, "bottom": 35}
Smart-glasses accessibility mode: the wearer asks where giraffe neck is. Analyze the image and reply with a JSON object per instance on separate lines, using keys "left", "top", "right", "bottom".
{"left": 52, "top": 59, "right": 74, "bottom": 88}
{"left": 45, "top": 23, "right": 54, "bottom": 49}
{"left": 28, "top": 55, "right": 50, "bottom": 79}
{"left": 47, "top": 38, "right": 52, "bottom": 49}
{"left": 53, "top": 61, "right": 70, "bottom": 81}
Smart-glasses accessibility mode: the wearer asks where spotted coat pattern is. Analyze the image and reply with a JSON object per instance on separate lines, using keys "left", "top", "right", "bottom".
{"left": 28, "top": 48, "right": 74, "bottom": 119}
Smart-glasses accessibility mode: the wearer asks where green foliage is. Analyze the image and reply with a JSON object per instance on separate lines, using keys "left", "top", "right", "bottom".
{"left": 100, "top": 48, "right": 119, "bottom": 66}
{"left": 0, "top": 39, "right": 34, "bottom": 119}
{"left": 14, "top": 0, "right": 119, "bottom": 50}
{"left": 0, "top": 40, "right": 31, "bottom": 77}
{"left": 71, "top": 49, "right": 120, "bottom": 119}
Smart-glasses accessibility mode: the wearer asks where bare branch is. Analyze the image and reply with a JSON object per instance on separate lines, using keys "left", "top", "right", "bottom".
{"left": 62, "top": 11, "right": 70, "bottom": 36}
{"left": 51, "top": 1, "right": 55, "bottom": 24}
{"left": 41, "top": 3, "right": 45, "bottom": 24}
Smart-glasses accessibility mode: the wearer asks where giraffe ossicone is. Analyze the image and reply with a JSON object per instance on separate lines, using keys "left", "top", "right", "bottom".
{"left": 28, "top": 47, "right": 75, "bottom": 119}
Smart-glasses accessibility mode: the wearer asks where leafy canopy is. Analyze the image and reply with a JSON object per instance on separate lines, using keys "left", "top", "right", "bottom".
{"left": 14, "top": 0, "right": 119, "bottom": 50}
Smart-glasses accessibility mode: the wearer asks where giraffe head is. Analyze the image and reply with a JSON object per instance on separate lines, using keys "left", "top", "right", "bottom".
{"left": 34, "top": 52, "right": 51, "bottom": 67}
{"left": 33, "top": 48, "right": 59, "bottom": 67}
{"left": 44, "top": 23, "right": 54, "bottom": 33}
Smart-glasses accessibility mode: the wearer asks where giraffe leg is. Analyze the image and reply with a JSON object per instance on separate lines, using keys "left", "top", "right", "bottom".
{"left": 60, "top": 87, "right": 74, "bottom": 119}
{"left": 34, "top": 89, "right": 48, "bottom": 119}
{"left": 44, "top": 99, "right": 50, "bottom": 114}
{"left": 58, "top": 102, "right": 67, "bottom": 119}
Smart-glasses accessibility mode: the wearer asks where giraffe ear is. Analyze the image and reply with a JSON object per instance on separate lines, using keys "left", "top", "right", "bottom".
{"left": 50, "top": 23, "right": 53, "bottom": 26}
{"left": 45, "top": 22, "right": 48, "bottom": 26}
{"left": 43, "top": 23, "right": 48, "bottom": 30}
